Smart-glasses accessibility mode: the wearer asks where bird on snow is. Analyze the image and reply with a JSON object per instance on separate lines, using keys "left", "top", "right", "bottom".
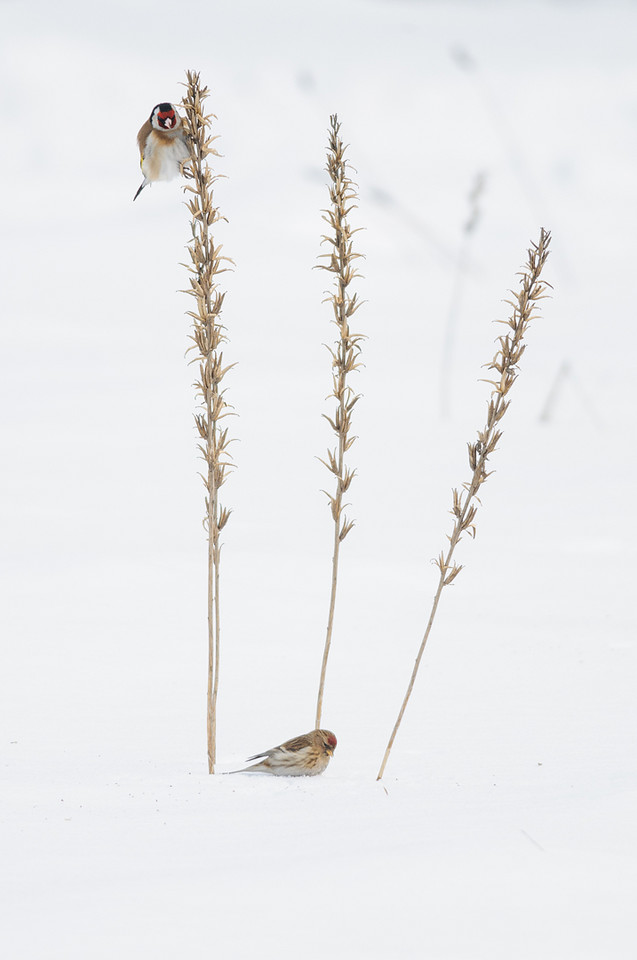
{"left": 225, "top": 729, "right": 338, "bottom": 777}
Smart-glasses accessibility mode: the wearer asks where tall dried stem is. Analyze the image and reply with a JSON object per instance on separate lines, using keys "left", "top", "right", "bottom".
{"left": 377, "top": 228, "right": 551, "bottom": 780}
{"left": 181, "top": 71, "right": 234, "bottom": 774}
{"left": 315, "top": 115, "right": 365, "bottom": 730}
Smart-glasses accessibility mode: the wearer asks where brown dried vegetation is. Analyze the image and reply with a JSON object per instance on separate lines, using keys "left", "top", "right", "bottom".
{"left": 181, "top": 71, "right": 234, "bottom": 773}
{"left": 315, "top": 116, "right": 365, "bottom": 729}
{"left": 377, "top": 229, "right": 552, "bottom": 780}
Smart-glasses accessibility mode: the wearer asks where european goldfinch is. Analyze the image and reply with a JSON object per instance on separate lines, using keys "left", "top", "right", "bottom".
{"left": 134, "top": 102, "right": 190, "bottom": 201}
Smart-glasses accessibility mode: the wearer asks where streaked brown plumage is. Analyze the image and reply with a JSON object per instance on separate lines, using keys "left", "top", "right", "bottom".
{"left": 227, "top": 729, "right": 337, "bottom": 777}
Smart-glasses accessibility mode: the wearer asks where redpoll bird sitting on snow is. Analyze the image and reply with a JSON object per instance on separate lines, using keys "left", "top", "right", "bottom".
{"left": 228, "top": 729, "right": 337, "bottom": 777}
{"left": 133, "top": 102, "right": 190, "bottom": 201}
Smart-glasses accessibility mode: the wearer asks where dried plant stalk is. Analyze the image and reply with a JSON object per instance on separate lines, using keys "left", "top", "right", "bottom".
{"left": 377, "top": 228, "right": 551, "bottom": 780}
{"left": 315, "top": 115, "right": 365, "bottom": 729}
{"left": 181, "top": 70, "right": 234, "bottom": 774}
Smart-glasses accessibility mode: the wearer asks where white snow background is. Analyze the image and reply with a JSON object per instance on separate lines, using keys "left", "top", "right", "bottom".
{"left": 1, "top": 0, "right": 636, "bottom": 957}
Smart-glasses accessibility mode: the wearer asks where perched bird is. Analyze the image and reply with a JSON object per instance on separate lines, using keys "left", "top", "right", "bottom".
{"left": 227, "top": 729, "right": 337, "bottom": 777}
{"left": 134, "top": 102, "right": 190, "bottom": 201}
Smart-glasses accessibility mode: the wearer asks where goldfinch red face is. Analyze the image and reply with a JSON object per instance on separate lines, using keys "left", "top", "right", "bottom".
{"left": 150, "top": 103, "right": 180, "bottom": 131}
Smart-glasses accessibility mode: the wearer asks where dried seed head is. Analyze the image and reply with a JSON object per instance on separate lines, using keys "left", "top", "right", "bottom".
{"left": 438, "top": 229, "right": 551, "bottom": 584}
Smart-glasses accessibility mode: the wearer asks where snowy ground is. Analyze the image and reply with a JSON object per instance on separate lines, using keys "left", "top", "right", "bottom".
{"left": 2, "top": 0, "right": 636, "bottom": 957}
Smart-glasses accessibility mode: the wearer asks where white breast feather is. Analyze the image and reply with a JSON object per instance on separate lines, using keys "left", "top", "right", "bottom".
{"left": 143, "top": 134, "right": 190, "bottom": 183}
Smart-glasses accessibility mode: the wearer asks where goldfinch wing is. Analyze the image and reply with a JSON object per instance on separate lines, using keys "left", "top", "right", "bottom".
{"left": 137, "top": 119, "right": 152, "bottom": 162}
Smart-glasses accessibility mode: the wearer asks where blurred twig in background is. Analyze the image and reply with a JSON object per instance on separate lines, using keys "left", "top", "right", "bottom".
{"left": 451, "top": 46, "right": 543, "bottom": 217}
{"left": 377, "top": 228, "right": 552, "bottom": 780}
{"left": 539, "top": 360, "right": 603, "bottom": 429}
{"left": 315, "top": 115, "right": 365, "bottom": 730}
{"left": 440, "top": 171, "right": 486, "bottom": 419}
{"left": 181, "top": 70, "right": 234, "bottom": 774}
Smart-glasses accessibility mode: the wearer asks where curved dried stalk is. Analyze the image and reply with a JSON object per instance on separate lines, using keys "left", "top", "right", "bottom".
{"left": 377, "top": 228, "right": 551, "bottom": 780}
{"left": 181, "top": 70, "right": 234, "bottom": 774}
{"left": 315, "top": 115, "right": 365, "bottom": 729}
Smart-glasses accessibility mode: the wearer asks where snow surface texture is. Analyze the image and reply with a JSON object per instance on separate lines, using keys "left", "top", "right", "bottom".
{"left": 1, "top": 0, "right": 636, "bottom": 957}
